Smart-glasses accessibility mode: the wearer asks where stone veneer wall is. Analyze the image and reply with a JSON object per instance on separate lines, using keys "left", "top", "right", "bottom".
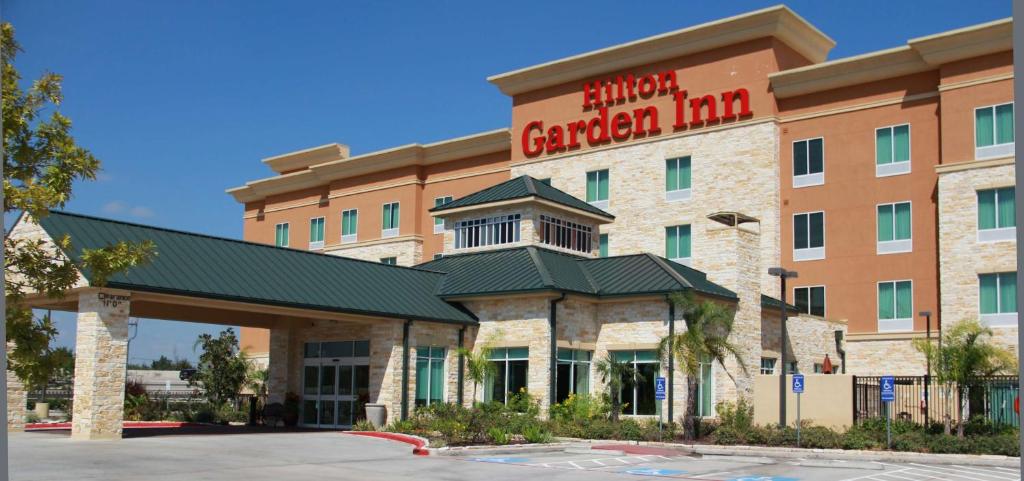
{"left": 510, "top": 121, "right": 782, "bottom": 298}
{"left": 72, "top": 289, "right": 130, "bottom": 440}
{"left": 761, "top": 312, "right": 846, "bottom": 373}
{"left": 7, "top": 342, "right": 26, "bottom": 432}
{"left": 845, "top": 337, "right": 927, "bottom": 376}
{"left": 938, "top": 161, "right": 1018, "bottom": 354}
{"left": 322, "top": 236, "right": 423, "bottom": 266}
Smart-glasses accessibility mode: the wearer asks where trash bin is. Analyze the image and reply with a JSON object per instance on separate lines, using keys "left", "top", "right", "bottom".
{"left": 364, "top": 403, "right": 387, "bottom": 429}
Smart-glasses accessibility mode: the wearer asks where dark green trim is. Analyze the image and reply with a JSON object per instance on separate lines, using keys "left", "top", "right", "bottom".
{"left": 401, "top": 320, "right": 412, "bottom": 421}
{"left": 457, "top": 326, "right": 466, "bottom": 405}
{"left": 549, "top": 294, "right": 565, "bottom": 417}
{"left": 667, "top": 297, "right": 675, "bottom": 423}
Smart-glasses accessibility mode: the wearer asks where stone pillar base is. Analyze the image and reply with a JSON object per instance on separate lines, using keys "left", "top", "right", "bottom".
{"left": 7, "top": 367, "right": 26, "bottom": 432}
{"left": 71, "top": 289, "right": 130, "bottom": 440}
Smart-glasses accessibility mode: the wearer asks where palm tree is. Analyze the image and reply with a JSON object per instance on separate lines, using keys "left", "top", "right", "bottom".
{"left": 594, "top": 353, "right": 639, "bottom": 422}
{"left": 458, "top": 346, "right": 496, "bottom": 405}
{"left": 913, "top": 319, "right": 1016, "bottom": 437}
{"left": 659, "top": 291, "right": 747, "bottom": 440}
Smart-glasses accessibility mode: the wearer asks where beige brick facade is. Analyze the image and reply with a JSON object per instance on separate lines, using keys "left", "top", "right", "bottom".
{"left": 845, "top": 336, "right": 928, "bottom": 376}
{"left": 7, "top": 343, "right": 26, "bottom": 432}
{"left": 322, "top": 235, "right": 423, "bottom": 266}
{"left": 71, "top": 289, "right": 130, "bottom": 440}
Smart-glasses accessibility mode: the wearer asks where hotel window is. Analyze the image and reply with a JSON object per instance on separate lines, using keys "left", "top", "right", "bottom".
{"left": 612, "top": 350, "right": 659, "bottom": 416}
{"left": 787, "top": 362, "right": 799, "bottom": 374}
{"left": 415, "top": 347, "right": 445, "bottom": 407}
{"left": 665, "top": 225, "right": 691, "bottom": 266}
{"left": 793, "top": 138, "right": 824, "bottom": 188}
{"left": 665, "top": 156, "right": 692, "bottom": 201}
{"left": 308, "top": 217, "right": 325, "bottom": 250}
{"left": 793, "top": 212, "right": 825, "bottom": 261}
{"left": 980, "top": 272, "right": 1017, "bottom": 327}
{"left": 878, "top": 280, "right": 913, "bottom": 332}
{"left": 599, "top": 234, "right": 609, "bottom": 258}
{"left": 485, "top": 348, "right": 529, "bottom": 405}
{"left": 382, "top": 202, "right": 400, "bottom": 238}
{"left": 433, "top": 253, "right": 443, "bottom": 261}
{"left": 275, "top": 222, "right": 289, "bottom": 247}
{"left": 380, "top": 257, "right": 396, "bottom": 265}
{"left": 539, "top": 214, "right": 592, "bottom": 253}
{"left": 760, "top": 358, "right": 777, "bottom": 375}
{"left": 976, "top": 103, "right": 1014, "bottom": 159}
{"left": 341, "top": 209, "right": 358, "bottom": 243}
{"left": 978, "top": 187, "right": 1016, "bottom": 242}
{"left": 586, "top": 169, "right": 609, "bottom": 209}
{"left": 433, "top": 196, "right": 452, "bottom": 234}
{"left": 454, "top": 214, "right": 521, "bottom": 250}
{"left": 697, "top": 356, "right": 714, "bottom": 417}
{"left": 876, "top": 124, "right": 911, "bottom": 176}
{"left": 794, "top": 286, "right": 825, "bottom": 317}
{"left": 555, "top": 349, "right": 591, "bottom": 403}
{"left": 877, "top": 202, "right": 912, "bottom": 254}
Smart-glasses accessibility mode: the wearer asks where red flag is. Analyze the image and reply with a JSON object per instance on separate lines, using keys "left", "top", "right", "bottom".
{"left": 822, "top": 354, "right": 833, "bottom": 374}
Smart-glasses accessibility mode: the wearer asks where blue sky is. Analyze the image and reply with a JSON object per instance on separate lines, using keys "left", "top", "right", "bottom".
{"left": 5, "top": 0, "right": 1011, "bottom": 363}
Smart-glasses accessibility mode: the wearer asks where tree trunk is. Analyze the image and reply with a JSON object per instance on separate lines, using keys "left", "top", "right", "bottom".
{"left": 610, "top": 388, "right": 621, "bottom": 422}
{"left": 683, "top": 374, "right": 699, "bottom": 440}
{"left": 956, "top": 386, "right": 966, "bottom": 438}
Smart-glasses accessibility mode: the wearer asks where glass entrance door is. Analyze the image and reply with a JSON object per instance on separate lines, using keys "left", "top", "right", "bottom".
{"left": 301, "top": 340, "right": 370, "bottom": 428}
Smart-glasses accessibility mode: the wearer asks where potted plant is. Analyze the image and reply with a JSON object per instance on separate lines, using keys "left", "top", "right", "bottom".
{"left": 283, "top": 392, "right": 300, "bottom": 427}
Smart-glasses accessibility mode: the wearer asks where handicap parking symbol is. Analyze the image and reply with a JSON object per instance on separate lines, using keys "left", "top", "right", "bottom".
{"left": 624, "top": 467, "right": 687, "bottom": 476}
{"left": 470, "top": 457, "right": 530, "bottom": 464}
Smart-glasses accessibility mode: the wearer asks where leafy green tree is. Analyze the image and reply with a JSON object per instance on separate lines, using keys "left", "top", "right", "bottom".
{"left": 913, "top": 319, "right": 1016, "bottom": 437}
{"left": 2, "top": 22, "right": 155, "bottom": 388}
{"left": 659, "top": 292, "right": 746, "bottom": 440}
{"left": 190, "top": 328, "right": 250, "bottom": 407}
{"left": 594, "top": 353, "right": 638, "bottom": 422}
{"left": 457, "top": 345, "right": 495, "bottom": 404}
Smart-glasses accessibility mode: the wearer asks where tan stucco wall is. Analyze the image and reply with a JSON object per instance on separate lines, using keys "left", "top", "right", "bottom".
{"left": 753, "top": 374, "right": 854, "bottom": 431}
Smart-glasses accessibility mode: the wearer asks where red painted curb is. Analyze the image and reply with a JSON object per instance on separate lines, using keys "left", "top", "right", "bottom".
{"left": 25, "top": 421, "right": 201, "bottom": 430}
{"left": 345, "top": 431, "right": 429, "bottom": 456}
{"left": 591, "top": 444, "right": 687, "bottom": 456}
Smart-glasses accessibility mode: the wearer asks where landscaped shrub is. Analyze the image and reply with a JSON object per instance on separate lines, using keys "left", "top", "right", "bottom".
{"left": 487, "top": 427, "right": 509, "bottom": 445}
{"left": 522, "top": 424, "right": 551, "bottom": 443}
{"left": 549, "top": 394, "right": 609, "bottom": 423}
{"left": 352, "top": 420, "right": 376, "bottom": 431}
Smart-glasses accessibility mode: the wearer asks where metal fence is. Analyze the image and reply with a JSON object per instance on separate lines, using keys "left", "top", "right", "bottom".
{"left": 854, "top": 375, "right": 1019, "bottom": 428}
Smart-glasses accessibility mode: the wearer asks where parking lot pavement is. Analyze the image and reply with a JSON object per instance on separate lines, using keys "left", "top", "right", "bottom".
{"left": 456, "top": 449, "right": 1023, "bottom": 481}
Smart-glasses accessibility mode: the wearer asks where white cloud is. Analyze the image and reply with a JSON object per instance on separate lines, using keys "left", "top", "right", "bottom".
{"left": 102, "top": 201, "right": 154, "bottom": 219}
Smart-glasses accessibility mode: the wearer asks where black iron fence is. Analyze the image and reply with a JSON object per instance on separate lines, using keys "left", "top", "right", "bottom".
{"left": 854, "top": 375, "right": 1019, "bottom": 428}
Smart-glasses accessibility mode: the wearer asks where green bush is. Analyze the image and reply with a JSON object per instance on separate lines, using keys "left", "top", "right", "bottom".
{"left": 798, "top": 425, "right": 843, "bottom": 449}
{"left": 522, "top": 424, "right": 551, "bottom": 444}
{"left": 716, "top": 399, "right": 754, "bottom": 432}
{"left": 840, "top": 428, "right": 883, "bottom": 451}
{"left": 550, "top": 394, "right": 609, "bottom": 423}
{"left": 487, "top": 427, "right": 510, "bottom": 445}
{"left": 352, "top": 420, "right": 376, "bottom": 431}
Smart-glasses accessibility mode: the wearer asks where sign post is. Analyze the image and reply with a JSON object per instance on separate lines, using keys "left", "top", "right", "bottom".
{"left": 881, "top": 376, "right": 896, "bottom": 450}
{"left": 655, "top": 376, "right": 667, "bottom": 440}
{"left": 792, "top": 374, "right": 804, "bottom": 447}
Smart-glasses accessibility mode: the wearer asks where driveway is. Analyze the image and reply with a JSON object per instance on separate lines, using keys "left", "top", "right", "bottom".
{"left": 10, "top": 428, "right": 1022, "bottom": 481}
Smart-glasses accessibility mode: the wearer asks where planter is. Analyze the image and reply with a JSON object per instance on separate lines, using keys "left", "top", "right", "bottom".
{"left": 34, "top": 402, "right": 49, "bottom": 420}
{"left": 365, "top": 403, "right": 387, "bottom": 429}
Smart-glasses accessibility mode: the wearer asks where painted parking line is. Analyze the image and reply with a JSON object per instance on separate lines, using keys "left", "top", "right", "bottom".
{"left": 530, "top": 454, "right": 679, "bottom": 470}
{"left": 837, "top": 464, "right": 1021, "bottom": 481}
{"left": 468, "top": 457, "right": 533, "bottom": 464}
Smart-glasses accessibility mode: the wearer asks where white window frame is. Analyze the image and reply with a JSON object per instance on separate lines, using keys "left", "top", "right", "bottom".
{"left": 275, "top": 222, "right": 290, "bottom": 248}
{"left": 876, "top": 201, "right": 913, "bottom": 255}
{"left": 556, "top": 348, "right": 593, "bottom": 402}
{"left": 760, "top": 357, "right": 777, "bottom": 375}
{"left": 382, "top": 201, "right": 400, "bottom": 238}
{"left": 454, "top": 214, "right": 522, "bottom": 250}
{"left": 308, "top": 216, "right": 325, "bottom": 250}
{"left": 666, "top": 224, "right": 692, "bottom": 267}
{"left": 793, "top": 285, "right": 826, "bottom": 318}
{"left": 433, "top": 196, "right": 452, "bottom": 234}
{"left": 696, "top": 357, "right": 715, "bottom": 418}
{"left": 341, "top": 209, "right": 358, "bottom": 244}
{"left": 380, "top": 257, "right": 397, "bottom": 265}
{"left": 793, "top": 211, "right": 825, "bottom": 261}
{"left": 665, "top": 156, "right": 692, "bottom": 202}
{"left": 977, "top": 188, "right": 1016, "bottom": 243}
{"left": 539, "top": 214, "right": 593, "bottom": 254}
{"left": 975, "top": 102, "right": 1015, "bottom": 160}
{"left": 415, "top": 346, "right": 447, "bottom": 407}
{"left": 792, "top": 137, "right": 825, "bottom": 188}
{"left": 875, "top": 124, "right": 912, "bottom": 177}
{"left": 586, "top": 169, "right": 610, "bottom": 210}
{"left": 877, "top": 279, "right": 914, "bottom": 332}
{"left": 979, "top": 272, "right": 1018, "bottom": 327}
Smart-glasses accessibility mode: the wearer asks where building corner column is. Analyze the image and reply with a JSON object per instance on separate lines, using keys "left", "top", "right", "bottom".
{"left": 267, "top": 325, "right": 293, "bottom": 405}
{"left": 6, "top": 342, "right": 26, "bottom": 433}
{"left": 71, "top": 288, "right": 131, "bottom": 440}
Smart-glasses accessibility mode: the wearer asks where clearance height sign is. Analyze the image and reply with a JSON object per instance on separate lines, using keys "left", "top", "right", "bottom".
{"left": 521, "top": 70, "right": 753, "bottom": 157}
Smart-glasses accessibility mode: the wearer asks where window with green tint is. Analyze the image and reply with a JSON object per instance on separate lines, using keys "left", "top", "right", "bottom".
{"left": 878, "top": 280, "right": 913, "bottom": 320}
{"left": 697, "top": 356, "right": 713, "bottom": 417}
{"left": 586, "top": 169, "right": 609, "bottom": 202}
{"left": 555, "top": 348, "right": 591, "bottom": 403}
{"left": 309, "top": 217, "right": 325, "bottom": 243}
{"left": 978, "top": 187, "right": 1016, "bottom": 230}
{"left": 434, "top": 196, "right": 452, "bottom": 227}
{"left": 599, "top": 234, "right": 609, "bottom": 258}
{"left": 382, "top": 202, "right": 400, "bottom": 231}
{"left": 342, "top": 209, "right": 358, "bottom": 236}
{"left": 760, "top": 358, "right": 776, "bottom": 375}
{"left": 976, "top": 103, "right": 1014, "bottom": 147}
{"left": 793, "top": 138, "right": 824, "bottom": 176}
{"left": 980, "top": 272, "right": 1017, "bottom": 315}
{"left": 380, "top": 257, "right": 396, "bottom": 265}
{"left": 665, "top": 156, "right": 691, "bottom": 192}
{"left": 610, "top": 350, "right": 659, "bottom": 416}
{"left": 415, "top": 346, "right": 445, "bottom": 407}
{"left": 877, "top": 202, "right": 912, "bottom": 241}
{"left": 275, "top": 223, "right": 289, "bottom": 247}
{"left": 794, "top": 286, "right": 825, "bottom": 317}
{"left": 665, "top": 225, "right": 691, "bottom": 261}
{"left": 876, "top": 125, "right": 910, "bottom": 165}
{"left": 794, "top": 212, "right": 824, "bottom": 249}
{"left": 485, "top": 347, "right": 529, "bottom": 404}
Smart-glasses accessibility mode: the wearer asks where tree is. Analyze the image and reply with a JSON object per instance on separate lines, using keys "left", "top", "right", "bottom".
{"left": 913, "top": 319, "right": 1016, "bottom": 437}
{"left": 457, "top": 345, "right": 495, "bottom": 404}
{"left": 190, "top": 328, "right": 250, "bottom": 407}
{"left": 594, "top": 353, "right": 639, "bottom": 422}
{"left": 659, "top": 292, "right": 746, "bottom": 440}
{"left": 2, "top": 22, "right": 155, "bottom": 388}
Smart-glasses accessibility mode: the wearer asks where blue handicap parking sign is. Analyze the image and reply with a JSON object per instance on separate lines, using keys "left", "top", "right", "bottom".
{"left": 791, "top": 374, "right": 804, "bottom": 394}
{"left": 655, "top": 376, "right": 667, "bottom": 400}
{"left": 625, "top": 468, "right": 687, "bottom": 476}
{"left": 880, "top": 375, "right": 896, "bottom": 402}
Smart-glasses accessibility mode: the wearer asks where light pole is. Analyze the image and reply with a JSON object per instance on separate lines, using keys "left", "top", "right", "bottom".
{"left": 920, "top": 310, "right": 932, "bottom": 426}
{"left": 768, "top": 267, "right": 798, "bottom": 428}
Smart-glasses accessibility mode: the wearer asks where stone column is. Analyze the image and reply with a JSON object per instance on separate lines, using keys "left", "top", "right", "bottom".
{"left": 7, "top": 342, "right": 26, "bottom": 432}
{"left": 72, "top": 289, "right": 130, "bottom": 440}
{"left": 266, "top": 326, "right": 293, "bottom": 405}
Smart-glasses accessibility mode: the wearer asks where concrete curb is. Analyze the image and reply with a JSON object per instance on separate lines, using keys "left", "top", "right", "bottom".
{"left": 344, "top": 431, "right": 431, "bottom": 456}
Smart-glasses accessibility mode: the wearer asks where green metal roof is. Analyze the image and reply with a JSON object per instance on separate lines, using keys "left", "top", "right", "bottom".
{"left": 35, "top": 211, "right": 477, "bottom": 325}
{"left": 429, "top": 175, "right": 614, "bottom": 219}
{"left": 417, "top": 246, "right": 737, "bottom": 300}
